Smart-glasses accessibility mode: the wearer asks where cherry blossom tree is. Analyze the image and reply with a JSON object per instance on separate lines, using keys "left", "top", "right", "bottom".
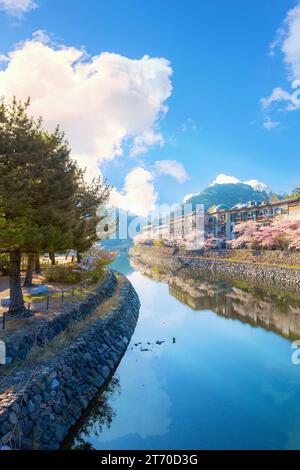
{"left": 79, "top": 245, "right": 115, "bottom": 281}
{"left": 229, "top": 221, "right": 262, "bottom": 249}
{"left": 229, "top": 218, "right": 300, "bottom": 251}
{"left": 203, "top": 234, "right": 224, "bottom": 250}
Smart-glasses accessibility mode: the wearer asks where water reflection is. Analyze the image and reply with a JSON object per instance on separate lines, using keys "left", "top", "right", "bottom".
{"left": 130, "top": 257, "right": 300, "bottom": 341}
{"left": 66, "top": 255, "right": 300, "bottom": 450}
{"left": 66, "top": 377, "right": 121, "bottom": 450}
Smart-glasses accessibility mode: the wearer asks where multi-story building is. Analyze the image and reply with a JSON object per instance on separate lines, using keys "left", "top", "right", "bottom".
{"left": 139, "top": 208, "right": 207, "bottom": 245}
{"left": 137, "top": 196, "right": 300, "bottom": 245}
{"left": 209, "top": 196, "right": 300, "bottom": 241}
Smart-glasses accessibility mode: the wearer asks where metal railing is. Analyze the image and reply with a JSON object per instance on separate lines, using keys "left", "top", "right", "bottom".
{"left": 1, "top": 278, "right": 92, "bottom": 331}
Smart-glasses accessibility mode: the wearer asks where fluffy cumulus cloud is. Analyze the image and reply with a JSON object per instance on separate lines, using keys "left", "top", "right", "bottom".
{"left": 109, "top": 167, "right": 158, "bottom": 217}
{"left": 109, "top": 160, "right": 188, "bottom": 216}
{"left": 211, "top": 174, "right": 268, "bottom": 191}
{"left": 184, "top": 175, "right": 269, "bottom": 204}
{"left": 154, "top": 159, "right": 189, "bottom": 183}
{"left": 211, "top": 174, "right": 240, "bottom": 185}
{"left": 244, "top": 179, "right": 269, "bottom": 192}
{"left": 261, "top": 2, "right": 300, "bottom": 117}
{"left": 280, "top": 2, "right": 300, "bottom": 81}
{"left": 130, "top": 130, "right": 164, "bottom": 157}
{"left": 0, "top": 0, "right": 37, "bottom": 16}
{"left": 0, "top": 32, "right": 173, "bottom": 178}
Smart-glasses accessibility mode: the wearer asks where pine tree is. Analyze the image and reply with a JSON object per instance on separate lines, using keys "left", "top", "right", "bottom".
{"left": 0, "top": 99, "right": 44, "bottom": 313}
{"left": 23, "top": 253, "right": 35, "bottom": 287}
{"left": 0, "top": 99, "right": 79, "bottom": 314}
{"left": 34, "top": 253, "right": 41, "bottom": 274}
{"left": 29, "top": 127, "right": 79, "bottom": 264}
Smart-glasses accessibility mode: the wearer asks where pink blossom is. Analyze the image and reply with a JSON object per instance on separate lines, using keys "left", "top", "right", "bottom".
{"left": 203, "top": 234, "right": 224, "bottom": 250}
{"left": 229, "top": 218, "right": 300, "bottom": 251}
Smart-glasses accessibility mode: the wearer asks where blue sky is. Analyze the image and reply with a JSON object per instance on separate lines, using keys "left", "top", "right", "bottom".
{"left": 0, "top": 0, "right": 299, "bottom": 214}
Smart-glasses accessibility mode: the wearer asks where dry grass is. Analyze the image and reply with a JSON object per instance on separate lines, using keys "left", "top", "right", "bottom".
{"left": 204, "top": 248, "right": 300, "bottom": 267}
{"left": 197, "top": 256, "right": 300, "bottom": 270}
{"left": 1, "top": 275, "right": 124, "bottom": 380}
{"left": 0, "top": 283, "right": 98, "bottom": 336}
{"left": 190, "top": 249, "right": 300, "bottom": 269}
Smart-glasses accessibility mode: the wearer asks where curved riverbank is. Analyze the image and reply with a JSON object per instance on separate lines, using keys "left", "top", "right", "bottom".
{"left": 0, "top": 270, "right": 140, "bottom": 450}
{"left": 131, "top": 246, "right": 300, "bottom": 292}
{"left": 61, "top": 254, "right": 300, "bottom": 450}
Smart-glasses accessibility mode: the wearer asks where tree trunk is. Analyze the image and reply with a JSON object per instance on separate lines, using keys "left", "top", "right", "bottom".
{"left": 35, "top": 253, "right": 41, "bottom": 274}
{"left": 9, "top": 251, "right": 26, "bottom": 314}
{"left": 77, "top": 251, "right": 82, "bottom": 264}
{"left": 49, "top": 252, "right": 56, "bottom": 266}
{"left": 23, "top": 254, "right": 34, "bottom": 287}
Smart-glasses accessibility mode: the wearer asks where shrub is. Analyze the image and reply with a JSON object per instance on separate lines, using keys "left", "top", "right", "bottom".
{"left": 44, "top": 264, "right": 88, "bottom": 284}
{"left": 44, "top": 248, "right": 115, "bottom": 285}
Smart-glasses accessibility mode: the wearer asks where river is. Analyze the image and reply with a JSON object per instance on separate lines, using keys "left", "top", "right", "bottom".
{"left": 66, "top": 254, "right": 300, "bottom": 450}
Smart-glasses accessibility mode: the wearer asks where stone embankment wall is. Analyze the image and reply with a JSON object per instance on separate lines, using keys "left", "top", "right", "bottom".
{"left": 0, "top": 271, "right": 140, "bottom": 450}
{"left": 131, "top": 246, "right": 300, "bottom": 291}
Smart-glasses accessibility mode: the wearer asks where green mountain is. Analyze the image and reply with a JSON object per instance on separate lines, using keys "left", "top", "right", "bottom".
{"left": 184, "top": 183, "right": 270, "bottom": 210}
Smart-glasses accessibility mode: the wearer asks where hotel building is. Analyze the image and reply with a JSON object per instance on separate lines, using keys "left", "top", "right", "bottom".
{"left": 137, "top": 196, "right": 300, "bottom": 245}
{"left": 208, "top": 196, "right": 300, "bottom": 241}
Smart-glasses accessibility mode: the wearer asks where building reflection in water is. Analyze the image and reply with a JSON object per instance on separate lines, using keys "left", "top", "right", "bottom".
{"left": 130, "top": 257, "right": 300, "bottom": 341}
{"left": 65, "top": 255, "right": 300, "bottom": 450}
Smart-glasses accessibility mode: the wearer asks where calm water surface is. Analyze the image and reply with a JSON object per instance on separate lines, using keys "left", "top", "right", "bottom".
{"left": 68, "top": 255, "right": 300, "bottom": 450}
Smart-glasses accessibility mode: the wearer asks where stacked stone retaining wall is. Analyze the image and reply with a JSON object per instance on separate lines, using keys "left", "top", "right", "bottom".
{"left": 0, "top": 271, "right": 140, "bottom": 450}
{"left": 131, "top": 246, "right": 300, "bottom": 291}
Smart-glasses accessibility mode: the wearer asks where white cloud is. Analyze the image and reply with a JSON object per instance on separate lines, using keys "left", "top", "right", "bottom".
{"left": 0, "top": 0, "right": 37, "bottom": 16}
{"left": 154, "top": 160, "right": 189, "bottom": 183}
{"left": 243, "top": 179, "right": 269, "bottom": 192}
{"left": 211, "top": 174, "right": 268, "bottom": 191}
{"left": 181, "top": 117, "right": 200, "bottom": 133}
{"left": 109, "top": 160, "right": 188, "bottom": 216}
{"left": 262, "top": 116, "right": 280, "bottom": 130}
{"left": 0, "top": 32, "right": 173, "bottom": 178}
{"left": 31, "top": 29, "right": 50, "bottom": 44}
{"left": 109, "top": 167, "right": 158, "bottom": 217}
{"left": 183, "top": 192, "right": 198, "bottom": 203}
{"left": 130, "top": 129, "right": 164, "bottom": 157}
{"left": 281, "top": 2, "right": 300, "bottom": 81}
{"left": 261, "top": 2, "right": 300, "bottom": 113}
{"left": 211, "top": 174, "right": 241, "bottom": 185}
{"left": 184, "top": 175, "right": 269, "bottom": 202}
{"left": 0, "top": 54, "right": 9, "bottom": 64}
{"left": 260, "top": 87, "right": 294, "bottom": 109}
